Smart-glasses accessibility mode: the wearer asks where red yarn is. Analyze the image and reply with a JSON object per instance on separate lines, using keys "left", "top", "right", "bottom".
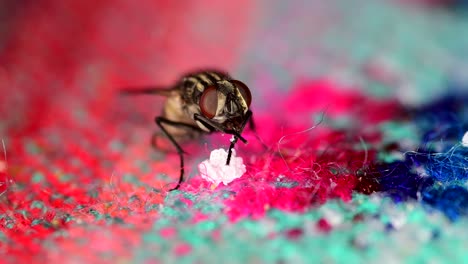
{"left": 316, "top": 218, "right": 332, "bottom": 233}
{"left": 185, "top": 79, "right": 402, "bottom": 221}
{"left": 283, "top": 79, "right": 402, "bottom": 124}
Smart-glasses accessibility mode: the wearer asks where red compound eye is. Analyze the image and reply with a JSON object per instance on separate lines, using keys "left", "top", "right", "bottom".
{"left": 200, "top": 86, "right": 218, "bottom": 119}
{"left": 231, "top": 80, "right": 252, "bottom": 107}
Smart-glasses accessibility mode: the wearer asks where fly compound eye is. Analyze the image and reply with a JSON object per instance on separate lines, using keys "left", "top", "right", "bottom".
{"left": 200, "top": 85, "right": 218, "bottom": 119}
{"left": 231, "top": 80, "right": 252, "bottom": 107}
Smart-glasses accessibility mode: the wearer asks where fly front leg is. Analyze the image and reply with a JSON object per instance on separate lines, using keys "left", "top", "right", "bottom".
{"left": 155, "top": 116, "right": 205, "bottom": 191}
{"left": 193, "top": 114, "right": 247, "bottom": 143}
{"left": 225, "top": 110, "right": 252, "bottom": 165}
{"left": 246, "top": 111, "right": 267, "bottom": 150}
{"left": 195, "top": 112, "right": 252, "bottom": 166}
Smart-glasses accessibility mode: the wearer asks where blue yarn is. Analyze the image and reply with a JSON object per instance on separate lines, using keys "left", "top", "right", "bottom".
{"left": 410, "top": 95, "right": 468, "bottom": 146}
{"left": 376, "top": 150, "right": 468, "bottom": 221}
{"left": 376, "top": 157, "right": 434, "bottom": 202}
{"left": 411, "top": 95, "right": 468, "bottom": 182}
{"left": 422, "top": 185, "right": 468, "bottom": 221}
{"left": 425, "top": 147, "right": 468, "bottom": 182}
{"left": 373, "top": 93, "right": 468, "bottom": 221}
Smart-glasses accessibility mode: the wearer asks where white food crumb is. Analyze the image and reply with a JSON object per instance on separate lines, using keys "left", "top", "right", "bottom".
{"left": 462, "top": 131, "right": 468, "bottom": 147}
{"left": 198, "top": 148, "right": 246, "bottom": 187}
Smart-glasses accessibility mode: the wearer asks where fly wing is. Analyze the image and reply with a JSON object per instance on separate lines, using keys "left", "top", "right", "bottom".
{"left": 120, "top": 86, "right": 176, "bottom": 97}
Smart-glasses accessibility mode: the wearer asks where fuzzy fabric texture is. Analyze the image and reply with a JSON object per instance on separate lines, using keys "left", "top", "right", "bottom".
{"left": 1, "top": 0, "right": 468, "bottom": 263}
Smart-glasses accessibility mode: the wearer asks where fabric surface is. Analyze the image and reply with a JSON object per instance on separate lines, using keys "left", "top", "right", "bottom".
{"left": 1, "top": 0, "right": 468, "bottom": 263}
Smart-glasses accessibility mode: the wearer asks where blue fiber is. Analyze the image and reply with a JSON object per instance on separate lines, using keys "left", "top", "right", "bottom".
{"left": 373, "top": 93, "right": 468, "bottom": 220}
{"left": 412, "top": 95, "right": 468, "bottom": 143}
{"left": 425, "top": 147, "right": 468, "bottom": 182}
{"left": 422, "top": 185, "right": 468, "bottom": 221}
{"left": 376, "top": 155, "right": 434, "bottom": 202}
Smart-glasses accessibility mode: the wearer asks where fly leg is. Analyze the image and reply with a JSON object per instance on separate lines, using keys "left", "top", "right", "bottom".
{"left": 247, "top": 111, "right": 268, "bottom": 150}
{"left": 193, "top": 113, "right": 248, "bottom": 166}
{"left": 155, "top": 116, "right": 205, "bottom": 191}
{"left": 226, "top": 110, "right": 252, "bottom": 165}
{"left": 224, "top": 111, "right": 266, "bottom": 165}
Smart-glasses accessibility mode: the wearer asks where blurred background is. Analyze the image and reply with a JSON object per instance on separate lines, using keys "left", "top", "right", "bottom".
{"left": 1, "top": 0, "right": 468, "bottom": 262}
{"left": 1, "top": 0, "right": 468, "bottom": 135}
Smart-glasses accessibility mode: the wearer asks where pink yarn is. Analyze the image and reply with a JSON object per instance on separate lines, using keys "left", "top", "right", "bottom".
{"left": 186, "top": 78, "right": 402, "bottom": 221}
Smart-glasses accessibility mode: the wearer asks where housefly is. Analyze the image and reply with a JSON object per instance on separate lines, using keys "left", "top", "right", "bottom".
{"left": 121, "top": 70, "right": 254, "bottom": 190}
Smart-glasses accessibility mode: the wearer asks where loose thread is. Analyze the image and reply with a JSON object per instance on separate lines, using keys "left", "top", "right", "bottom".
{"left": 277, "top": 109, "right": 327, "bottom": 171}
